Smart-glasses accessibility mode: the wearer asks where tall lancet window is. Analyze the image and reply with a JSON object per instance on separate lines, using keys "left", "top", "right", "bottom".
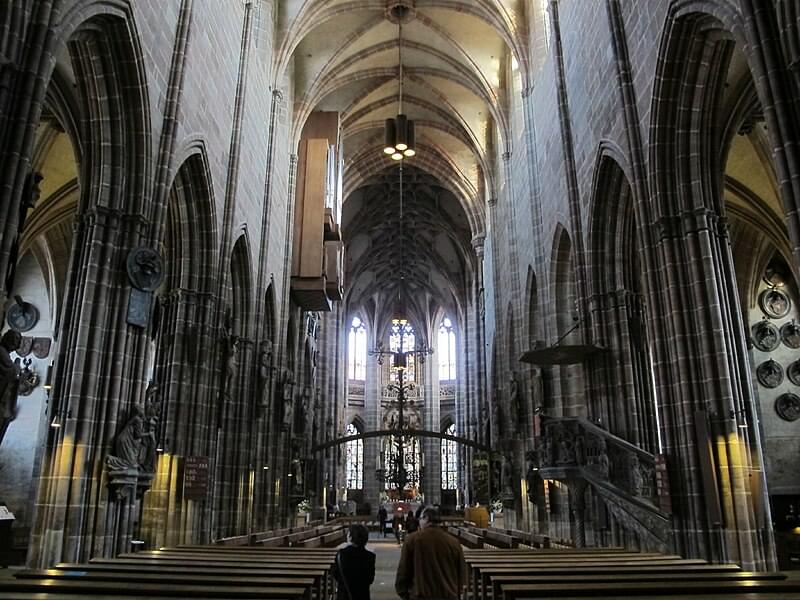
{"left": 348, "top": 316, "right": 366, "bottom": 380}
{"left": 345, "top": 423, "right": 363, "bottom": 489}
{"left": 438, "top": 317, "right": 456, "bottom": 381}
{"left": 389, "top": 320, "right": 416, "bottom": 381}
{"left": 441, "top": 423, "right": 458, "bottom": 489}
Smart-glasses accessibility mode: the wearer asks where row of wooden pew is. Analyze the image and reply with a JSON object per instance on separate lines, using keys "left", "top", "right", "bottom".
{"left": 0, "top": 543, "right": 340, "bottom": 600}
{"left": 448, "top": 524, "right": 552, "bottom": 549}
{"left": 214, "top": 522, "right": 346, "bottom": 548}
{"left": 464, "top": 547, "right": 800, "bottom": 600}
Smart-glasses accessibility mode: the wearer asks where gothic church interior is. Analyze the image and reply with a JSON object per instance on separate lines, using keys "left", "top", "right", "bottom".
{"left": 1, "top": 0, "right": 800, "bottom": 573}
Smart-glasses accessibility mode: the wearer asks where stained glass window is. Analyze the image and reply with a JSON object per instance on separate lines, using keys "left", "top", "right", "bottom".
{"left": 438, "top": 317, "right": 456, "bottom": 381}
{"left": 389, "top": 320, "right": 415, "bottom": 381}
{"left": 348, "top": 316, "right": 366, "bottom": 380}
{"left": 345, "top": 423, "right": 363, "bottom": 489}
{"left": 441, "top": 423, "right": 458, "bottom": 489}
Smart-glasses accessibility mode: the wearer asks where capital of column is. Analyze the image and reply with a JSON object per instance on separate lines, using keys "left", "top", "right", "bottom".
{"left": 471, "top": 235, "right": 485, "bottom": 257}
{"left": 501, "top": 151, "right": 512, "bottom": 162}
{"left": 487, "top": 197, "right": 497, "bottom": 207}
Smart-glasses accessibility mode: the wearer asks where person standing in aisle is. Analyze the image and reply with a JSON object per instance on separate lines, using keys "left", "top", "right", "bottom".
{"left": 395, "top": 507, "right": 465, "bottom": 600}
{"left": 333, "top": 523, "right": 375, "bottom": 600}
{"left": 377, "top": 505, "right": 388, "bottom": 538}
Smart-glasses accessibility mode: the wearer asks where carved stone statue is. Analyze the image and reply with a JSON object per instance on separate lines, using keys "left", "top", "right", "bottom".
{"left": 291, "top": 458, "right": 304, "bottom": 492}
{"left": 501, "top": 453, "right": 514, "bottom": 496}
{"left": 525, "top": 450, "right": 537, "bottom": 503}
{"left": 480, "top": 404, "right": 489, "bottom": 444}
{"left": 595, "top": 439, "right": 610, "bottom": 478}
{"left": 629, "top": 453, "right": 643, "bottom": 496}
{"left": 281, "top": 371, "right": 295, "bottom": 430}
{"left": 0, "top": 330, "right": 22, "bottom": 443}
{"left": 509, "top": 372, "right": 522, "bottom": 425}
{"left": 225, "top": 336, "right": 239, "bottom": 385}
{"left": 138, "top": 384, "right": 160, "bottom": 473}
{"left": 491, "top": 400, "right": 501, "bottom": 443}
{"left": 557, "top": 431, "right": 574, "bottom": 464}
{"left": 107, "top": 405, "right": 147, "bottom": 471}
{"left": 535, "top": 434, "right": 551, "bottom": 468}
{"left": 258, "top": 339, "right": 273, "bottom": 387}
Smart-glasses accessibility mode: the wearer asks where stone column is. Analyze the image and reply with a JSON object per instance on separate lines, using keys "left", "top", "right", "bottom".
{"left": 362, "top": 352, "right": 381, "bottom": 508}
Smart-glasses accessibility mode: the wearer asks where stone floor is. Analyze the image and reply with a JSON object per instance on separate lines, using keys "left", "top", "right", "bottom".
{"left": 365, "top": 531, "right": 403, "bottom": 600}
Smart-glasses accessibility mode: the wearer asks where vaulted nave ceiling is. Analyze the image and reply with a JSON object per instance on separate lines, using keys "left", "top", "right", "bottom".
{"left": 278, "top": 0, "right": 530, "bottom": 323}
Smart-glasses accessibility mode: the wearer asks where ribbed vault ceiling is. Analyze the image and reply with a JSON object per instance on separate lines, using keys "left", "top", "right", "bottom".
{"left": 279, "top": 0, "right": 530, "bottom": 321}
{"left": 342, "top": 165, "right": 473, "bottom": 318}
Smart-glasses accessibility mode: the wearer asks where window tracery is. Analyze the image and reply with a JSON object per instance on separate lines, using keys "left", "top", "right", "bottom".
{"left": 348, "top": 316, "right": 366, "bottom": 381}
{"left": 345, "top": 423, "right": 363, "bottom": 489}
{"left": 438, "top": 317, "right": 456, "bottom": 381}
{"left": 441, "top": 423, "right": 458, "bottom": 489}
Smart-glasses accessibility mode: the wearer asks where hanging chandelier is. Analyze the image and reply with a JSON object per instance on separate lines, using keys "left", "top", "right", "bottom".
{"left": 383, "top": 20, "right": 416, "bottom": 160}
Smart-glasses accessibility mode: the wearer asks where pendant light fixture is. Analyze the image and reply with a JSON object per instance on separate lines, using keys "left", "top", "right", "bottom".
{"left": 383, "top": 19, "right": 416, "bottom": 160}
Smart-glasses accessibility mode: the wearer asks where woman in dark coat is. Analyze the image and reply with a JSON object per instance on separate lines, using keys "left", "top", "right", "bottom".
{"left": 333, "top": 523, "right": 375, "bottom": 600}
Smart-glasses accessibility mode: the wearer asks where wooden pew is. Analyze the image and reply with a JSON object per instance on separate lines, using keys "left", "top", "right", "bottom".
{"left": 16, "top": 568, "right": 316, "bottom": 600}
{"left": 0, "top": 577, "right": 308, "bottom": 599}
{"left": 92, "top": 547, "right": 337, "bottom": 600}
{"left": 499, "top": 579, "right": 800, "bottom": 599}
{"left": 488, "top": 571, "right": 785, "bottom": 600}
{"left": 50, "top": 561, "right": 328, "bottom": 599}
{"left": 446, "top": 526, "right": 484, "bottom": 549}
{"left": 464, "top": 551, "right": 712, "bottom": 600}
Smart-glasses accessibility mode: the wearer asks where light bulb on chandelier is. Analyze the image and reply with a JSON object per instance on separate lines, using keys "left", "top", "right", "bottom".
{"left": 383, "top": 19, "right": 416, "bottom": 159}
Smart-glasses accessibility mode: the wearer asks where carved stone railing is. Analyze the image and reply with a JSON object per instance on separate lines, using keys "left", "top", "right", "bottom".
{"left": 536, "top": 417, "right": 671, "bottom": 551}
{"left": 439, "top": 384, "right": 456, "bottom": 399}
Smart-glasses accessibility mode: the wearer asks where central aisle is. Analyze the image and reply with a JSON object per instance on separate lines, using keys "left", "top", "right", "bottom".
{"left": 366, "top": 532, "right": 404, "bottom": 600}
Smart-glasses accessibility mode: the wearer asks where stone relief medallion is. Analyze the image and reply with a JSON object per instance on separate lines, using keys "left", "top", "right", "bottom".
{"left": 759, "top": 288, "right": 791, "bottom": 319}
{"left": 781, "top": 321, "right": 800, "bottom": 349}
{"left": 752, "top": 320, "right": 781, "bottom": 352}
{"left": 126, "top": 247, "right": 164, "bottom": 291}
{"left": 775, "top": 393, "right": 800, "bottom": 422}
{"left": 6, "top": 299, "right": 39, "bottom": 332}
{"left": 788, "top": 361, "right": 800, "bottom": 387}
{"left": 757, "top": 359, "right": 784, "bottom": 388}
{"left": 16, "top": 336, "right": 33, "bottom": 357}
{"left": 31, "top": 337, "right": 51, "bottom": 358}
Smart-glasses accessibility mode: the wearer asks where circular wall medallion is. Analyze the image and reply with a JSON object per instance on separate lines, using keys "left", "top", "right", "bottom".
{"left": 6, "top": 300, "right": 39, "bottom": 332}
{"left": 788, "top": 361, "right": 800, "bottom": 386}
{"left": 752, "top": 320, "right": 781, "bottom": 352}
{"left": 775, "top": 393, "right": 800, "bottom": 422}
{"left": 757, "top": 359, "right": 784, "bottom": 388}
{"left": 759, "top": 288, "right": 791, "bottom": 319}
{"left": 781, "top": 321, "right": 800, "bottom": 349}
{"left": 126, "top": 247, "right": 164, "bottom": 291}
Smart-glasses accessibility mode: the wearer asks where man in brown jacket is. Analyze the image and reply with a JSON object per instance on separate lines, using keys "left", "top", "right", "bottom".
{"left": 395, "top": 507, "right": 465, "bottom": 600}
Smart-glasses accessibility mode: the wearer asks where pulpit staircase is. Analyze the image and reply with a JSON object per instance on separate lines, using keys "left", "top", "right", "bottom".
{"left": 536, "top": 417, "right": 672, "bottom": 551}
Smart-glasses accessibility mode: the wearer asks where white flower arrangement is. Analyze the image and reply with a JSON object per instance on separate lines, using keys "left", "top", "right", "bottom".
{"left": 490, "top": 498, "right": 503, "bottom": 514}
{"left": 296, "top": 498, "right": 312, "bottom": 514}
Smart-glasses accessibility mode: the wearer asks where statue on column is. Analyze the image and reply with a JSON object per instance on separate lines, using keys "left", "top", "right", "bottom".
{"left": 500, "top": 453, "right": 514, "bottom": 497}
{"left": 491, "top": 398, "right": 502, "bottom": 445}
{"left": 508, "top": 371, "right": 522, "bottom": 433}
{"left": 138, "top": 383, "right": 161, "bottom": 474}
{"left": 525, "top": 450, "right": 537, "bottom": 503}
{"left": 258, "top": 339, "right": 273, "bottom": 394}
{"left": 281, "top": 370, "right": 295, "bottom": 430}
{"left": 107, "top": 405, "right": 148, "bottom": 471}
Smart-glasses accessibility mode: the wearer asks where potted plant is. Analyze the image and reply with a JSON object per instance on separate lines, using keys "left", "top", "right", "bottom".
{"left": 296, "top": 498, "right": 312, "bottom": 524}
